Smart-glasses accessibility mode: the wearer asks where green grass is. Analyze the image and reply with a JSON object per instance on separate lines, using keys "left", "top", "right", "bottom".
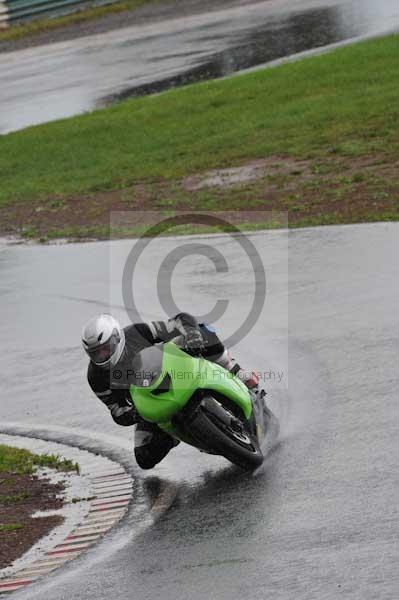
{"left": 0, "top": 445, "right": 79, "bottom": 475}
{"left": 0, "top": 0, "right": 159, "bottom": 43}
{"left": 0, "top": 492, "right": 30, "bottom": 504}
{"left": 19, "top": 218, "right": 289, "bottom": 241}
{"left": 0, "top": 523, "right": 24, "bottom": 532}
{"left": 1, "top": 33, "right": 399, "bottom": 220}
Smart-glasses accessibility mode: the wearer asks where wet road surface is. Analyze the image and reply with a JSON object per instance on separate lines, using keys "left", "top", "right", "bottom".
{"left": 0, "top": 222, "right": 398, "bottom": 599}
{"left": 1, "top": 0, "right": 399, "bottom": 133}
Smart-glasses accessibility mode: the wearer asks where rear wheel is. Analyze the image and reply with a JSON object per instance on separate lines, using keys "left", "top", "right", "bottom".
{"left": 190, "top": 396, "right": 264, "bottom": 470}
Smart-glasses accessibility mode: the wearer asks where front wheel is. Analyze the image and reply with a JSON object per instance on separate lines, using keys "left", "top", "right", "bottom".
{"left": 189, "top": 397, "right": 264, "bottom": 470}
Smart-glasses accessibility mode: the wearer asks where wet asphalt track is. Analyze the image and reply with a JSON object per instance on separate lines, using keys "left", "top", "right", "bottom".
{"left": 1, "top": 0, "right": 399, "bottom": 133}
{"left": 1, "top": 223, "right": 398, "bottom": 599}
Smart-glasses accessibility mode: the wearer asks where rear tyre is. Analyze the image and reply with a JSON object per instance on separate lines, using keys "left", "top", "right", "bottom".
{"left": 190, "top": 396, "right": 264, "bottom": 470}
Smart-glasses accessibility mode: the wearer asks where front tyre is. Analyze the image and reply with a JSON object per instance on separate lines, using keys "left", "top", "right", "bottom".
{"left": 190, "top": 397, "right": 264, "bottom": 470}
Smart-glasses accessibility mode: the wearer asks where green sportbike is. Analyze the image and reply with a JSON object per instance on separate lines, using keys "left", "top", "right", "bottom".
{"left": 129, "top": 337, "right": 279, "bottom": 470}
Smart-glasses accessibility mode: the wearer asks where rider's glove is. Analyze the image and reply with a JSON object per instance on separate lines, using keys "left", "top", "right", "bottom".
{"left": 183, "top": 327, "right": 206, "bottom": 353}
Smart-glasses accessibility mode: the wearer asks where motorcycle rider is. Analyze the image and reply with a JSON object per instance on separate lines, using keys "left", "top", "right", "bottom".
{"left": 82, "top": 313, "right": 259, "bottom": 470}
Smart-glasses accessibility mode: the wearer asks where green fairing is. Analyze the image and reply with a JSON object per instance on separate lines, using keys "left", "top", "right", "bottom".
{"left": 130, "top": 342, "right": 253, "bottom": 431}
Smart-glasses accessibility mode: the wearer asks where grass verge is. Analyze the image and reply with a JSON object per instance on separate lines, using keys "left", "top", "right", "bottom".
{"left": 0, "top": 0, "right": 159, "bottom": 43}
{"left": 1, "top": 33, "right": 399, "bottom": 238}
{"left": 0, "top": 523, "right": 24, "bottom": 532}
{"left": 0, "top": 445, "right": 68, "bottom": 568}
{"left": 0, "top": 444, "right": 79, "bottom": 475}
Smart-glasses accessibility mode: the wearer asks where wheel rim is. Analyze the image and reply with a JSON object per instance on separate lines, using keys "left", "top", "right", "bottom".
{"left": 207, "top": 402, "right": 257, "bottom": 450}
{"left": 226, "top": 423, "right": 252, "bottom": 446}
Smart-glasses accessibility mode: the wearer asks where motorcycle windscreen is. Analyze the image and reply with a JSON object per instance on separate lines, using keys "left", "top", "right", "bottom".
{"left": 130, "top": 342, "right": 200, "bottom": 423}
{"left": 130, "top": 346, "right": 164, "bottom": 388}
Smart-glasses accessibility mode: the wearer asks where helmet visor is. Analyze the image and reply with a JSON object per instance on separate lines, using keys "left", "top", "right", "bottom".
{"left": 87, "top": 330, "right": 120, "bottom": 365}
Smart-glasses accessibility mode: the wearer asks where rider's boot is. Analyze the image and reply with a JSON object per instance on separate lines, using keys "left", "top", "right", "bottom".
{"left": 215, "top": 350, "right": 259, "bottom": 389}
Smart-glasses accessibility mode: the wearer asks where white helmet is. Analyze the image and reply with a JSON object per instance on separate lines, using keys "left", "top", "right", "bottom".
{"left": 82, "top": 314, "right": 125, "bottom": 368}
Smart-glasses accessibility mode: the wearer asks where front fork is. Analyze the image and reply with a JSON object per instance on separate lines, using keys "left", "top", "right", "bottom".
{"left": 250, "top": 389, "right": 267, "bottom": 444}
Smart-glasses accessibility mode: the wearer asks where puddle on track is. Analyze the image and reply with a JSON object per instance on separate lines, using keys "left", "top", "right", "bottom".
{"left": 1, "top": 0, "right": 399, "bottom": 132}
